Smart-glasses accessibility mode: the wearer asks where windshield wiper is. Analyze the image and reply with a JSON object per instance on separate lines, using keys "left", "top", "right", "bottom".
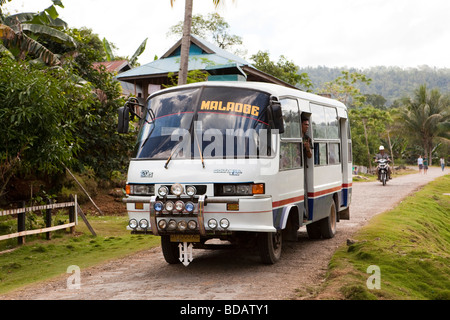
{"left": 140, "top": 109, "right": 156, "bottom": 150}
{"left": 164, "top": 117, "right": 205, "bottom": 169}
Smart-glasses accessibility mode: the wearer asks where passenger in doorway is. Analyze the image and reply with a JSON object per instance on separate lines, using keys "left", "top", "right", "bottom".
{"left": 375, "top": 146, "right": 392, "bottom": 180}
{"left": 301, "top": 116, "right": 312, "bottom": 159}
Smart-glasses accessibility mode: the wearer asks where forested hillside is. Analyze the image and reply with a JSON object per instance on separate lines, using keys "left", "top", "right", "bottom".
{"left": 300, "top": 65, "right": 450, "bottom": 106}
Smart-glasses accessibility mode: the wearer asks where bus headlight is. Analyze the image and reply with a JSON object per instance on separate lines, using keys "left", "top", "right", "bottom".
{"left": 220, "top": 218, "right": 230, "bottom": 229}
{"left": 154, "top": 201, "right": 163, "bottom": 212}
{"left": 165, "top": 201, "right": 174, "bottom": 212}
{"left": 188, "top": 220, "right": 197, "bottom": 230}
{"left": 158, "top": 219, "right": 167, "bottom": 230}
{"left": 139, "top": 219, "right": 149, "bottom": 229}
{"left": 175, "top": 200, "right": 185, "bottom": 212}
{"left": 167, "top": 219, "right": 177, "bottom": 231}
{"left": 129, "top": 219, "right": 138, "bottom": 229}
{"left": 158, "top": 186, "right": 169, "bottom": 197}
{"left": 171, "top": 183, "right": 184, "bottom": 196}
{"left": 186, "top": 185, "right": 196, "bottom": 196}
{"left": 177, "top": 220, "right": 187, "bottom": 231}
{"left": 185, "top": 202, "right": 195, "bottom": 213}
{"left": 208, "top": 219, "right": 217, "bottom": 229}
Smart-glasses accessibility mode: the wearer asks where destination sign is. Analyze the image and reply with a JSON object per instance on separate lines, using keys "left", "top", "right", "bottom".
{"left": 200, "top": 100, "right": 260, "bottom": 117}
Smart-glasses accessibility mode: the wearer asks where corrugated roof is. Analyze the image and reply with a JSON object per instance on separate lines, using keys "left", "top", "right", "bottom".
{"left": 117, "top": 35, "right": 252, "bottom": 80}
{"left": 93, "top": 60, "right": 130, "bottom": 73}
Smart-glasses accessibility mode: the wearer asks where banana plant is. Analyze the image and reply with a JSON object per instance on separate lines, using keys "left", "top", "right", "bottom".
{"left": 102, "top": 37, "right": 148, "bottom": 67}
{"left": 0, "top": 0, "right": 75, "bottom": 65}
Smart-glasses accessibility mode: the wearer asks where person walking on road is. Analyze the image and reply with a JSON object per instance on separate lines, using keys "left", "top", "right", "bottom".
{"left": 423, "top": 157, "right": 428, "bottom": 175}
{"left": 440, "top": 157, "right": 445, "bottom": 171}
{"left": 417, "top": 155, "right": 423, "bottom": 174}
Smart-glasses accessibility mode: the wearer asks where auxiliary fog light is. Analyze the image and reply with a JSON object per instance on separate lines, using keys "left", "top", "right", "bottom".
{"left": 158, "top": 186, "right": 169, "bottom": 197}
{"left": 171, "top": 183, "right": 184, "bottom": 196}
{"left": 158, "top": 219, "right": 167, "bottom": 230}
{"left": 208, "top": 219, "right": 218, "bottom": 229}
{"left": 220, "top": 218, "right": 230, "bottom": 229}
{"left": 139, "top": 219, "right": 149, "bottom": 229}
{"left": 188, "top": 220, "right": 197, "bottom": 230}
{"left": 175, "top": 200, "right": 185, "bottom": 212}
{"left": 167, "top": 219, "right": 177, "bottom": 231}
{"left": 154, "top": 201, "right": 163, "bottom": 212}
{"left": 177, "top": 220, "right": 187, "bottom": 231}
{"left": 165, "top": 201, "right": 174, "bottom": 212}
{"left": 129, "top": 219, "right": 138, "bottom": 229}
{"left": 186, "top": 185, "right": 196, "bottom": 197}
{"left": 185, "top": 201, "right": 195, "bottom": 213}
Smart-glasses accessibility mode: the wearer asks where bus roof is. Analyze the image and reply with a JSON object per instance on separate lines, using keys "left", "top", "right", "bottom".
{"left": 149, "top": 81, "right": 348, "bottom": 110}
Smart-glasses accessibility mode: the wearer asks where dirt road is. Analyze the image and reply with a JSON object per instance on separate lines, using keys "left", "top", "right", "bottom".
{"left": 2, "top": 167, "right": 447, "bottom": 300}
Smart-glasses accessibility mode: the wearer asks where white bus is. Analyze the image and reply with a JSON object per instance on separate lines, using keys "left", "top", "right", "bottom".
{"left": 118, "top": 81, "right": 352, "bottom": 265}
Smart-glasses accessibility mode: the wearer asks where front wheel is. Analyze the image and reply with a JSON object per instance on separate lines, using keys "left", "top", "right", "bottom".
{"left": 381, "top": 172, "right": 386, "bottom": 186}
{"left": 258, "top": 230, "right": 282, "bottom": 264}
{"left": 161, "top": 235, "right": 180, "bottom": 264}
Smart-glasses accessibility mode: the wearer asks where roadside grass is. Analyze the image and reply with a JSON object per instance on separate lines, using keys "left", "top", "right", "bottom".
{"left": 0, "top": 214, "right": 160, "bottom": 295}
{"left": 320, "top": 174, "right": 450, "bottom": 300}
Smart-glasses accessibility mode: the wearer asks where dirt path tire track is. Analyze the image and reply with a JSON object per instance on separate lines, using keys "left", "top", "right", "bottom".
{"left": 1, "top": 167, "right": 447, "bottom": 300}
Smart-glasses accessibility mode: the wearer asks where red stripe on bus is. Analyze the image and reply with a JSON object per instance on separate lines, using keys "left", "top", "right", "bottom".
{"left": 272, "top": 195, "right": 304, "bottom": 208}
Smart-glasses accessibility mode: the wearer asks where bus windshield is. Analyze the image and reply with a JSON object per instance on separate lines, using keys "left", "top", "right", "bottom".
{"left": 133, "top": 86, "right": 273, "bottom": 160}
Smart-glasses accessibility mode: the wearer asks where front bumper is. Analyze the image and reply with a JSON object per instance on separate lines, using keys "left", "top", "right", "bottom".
{"left": 123, "top": 195, "right": 275, "bottom": 236}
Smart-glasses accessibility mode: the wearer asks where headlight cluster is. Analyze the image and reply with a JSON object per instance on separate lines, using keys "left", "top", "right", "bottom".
{"left": 128, "top": 218, "right": 150, "bottom": 230}
{"left": 126, "top": 184, "right": 154, "bottom": 196}
{"left": 214, "top": 183, "right": 264, "bottom": 196}
{"left": 157, "top": 219, "right": 198, "bottom": 231}
{"left": 207, "top": 218, "right": 230, "bottom": 230}
{"left": 157, "top": 183, "right": 197, "bottom": 197}
{"left": 154, "top": 200, "right": 196, "bottom": 214}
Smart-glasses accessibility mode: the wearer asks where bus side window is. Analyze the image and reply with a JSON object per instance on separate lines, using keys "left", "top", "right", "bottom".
{"left": 328, "top": 143, "right": 340, "bottom": 164}
{"left": 280, "top": 142, "right": 302, "bottom": 170}
{"left": 314, "top": 142, "right": 328, "bottom": 166}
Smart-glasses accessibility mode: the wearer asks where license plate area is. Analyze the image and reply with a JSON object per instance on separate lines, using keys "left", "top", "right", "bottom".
{"left": 170, "top": 234, "right": 201, "bottom": 242}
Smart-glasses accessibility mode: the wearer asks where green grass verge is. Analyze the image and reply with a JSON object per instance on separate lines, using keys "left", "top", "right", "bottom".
{"left": 0, "top": 215, "right": 160, "bottom": 295}
{"left": 322, "top": 174, "right": 450, "bottom": 300}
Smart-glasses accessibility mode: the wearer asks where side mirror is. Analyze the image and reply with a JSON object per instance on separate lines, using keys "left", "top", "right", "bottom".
{"left": 117, "top": 106, "right": 130, "bottom": 133}
{"left": 269, "top": 97, "right": 285, "bottom": 134}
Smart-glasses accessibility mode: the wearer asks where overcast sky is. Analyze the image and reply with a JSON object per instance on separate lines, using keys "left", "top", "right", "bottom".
{"left": 4, "top": 0, "right": 450, "bottom": 69}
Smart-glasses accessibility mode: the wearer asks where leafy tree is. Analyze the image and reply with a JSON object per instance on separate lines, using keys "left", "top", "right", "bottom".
{"left": 65, "top": 27, "right": 136, "bottom": 178}
{"left": 399, "top": 84, "right": 450, "bottom": 165}
{"left": 349, "top": 106, "right": 392, "bottom": 169}
{"left": 318, "top": 71, "right": 371, "bottom": 107}
{"left": 0, "top": 57, "right": 93, "bottom": 198}
{"left": 168, "top": 12, "right": 245, "bottom": 56}
{"left": 0, "top": 0, "right": 76, "bottom": 65}
{"left": 250, "top": 50, "right": 312, "bottom": 90}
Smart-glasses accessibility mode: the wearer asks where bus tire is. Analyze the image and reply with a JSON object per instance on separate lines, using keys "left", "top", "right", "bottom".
{"left": 258, "top": 230, "right": 282, "bottom": 264}
{"left": 320, "top": 201, "right": 337, "bottom": 239}
{"left": 306, "top": 221, "right": 322, "bottom": 239}
{"left": 161, "top": 235, "right": 180, "bottom": 264}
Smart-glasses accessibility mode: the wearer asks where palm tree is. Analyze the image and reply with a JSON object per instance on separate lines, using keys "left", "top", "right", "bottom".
{"left": 400, "top": 85, "right": 450, "bottom": 165}
{"left": 170, "top": 0, "right": 222, "bottom": 85}
{"left": 0, "top": 1, "right": 76, "bottom": 65}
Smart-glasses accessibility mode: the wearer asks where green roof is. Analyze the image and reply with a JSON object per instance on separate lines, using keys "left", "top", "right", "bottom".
{"left": 117, "top": 35, "right": 251, "bottom": 80}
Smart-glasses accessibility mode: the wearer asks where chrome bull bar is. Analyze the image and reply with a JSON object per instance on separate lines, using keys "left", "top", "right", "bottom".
{"left": 123, "top": 195, "right": 241, "bottom": 236}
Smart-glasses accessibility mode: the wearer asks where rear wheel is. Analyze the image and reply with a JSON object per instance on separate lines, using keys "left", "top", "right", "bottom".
{"left": 161, "top": 235, "right": 180, "bottom": 264}
{"left": 320, "top": 201, "right": 337, "bottom": 239}
{"left": 258, "top": 230, "right": 282, "bottom": 264}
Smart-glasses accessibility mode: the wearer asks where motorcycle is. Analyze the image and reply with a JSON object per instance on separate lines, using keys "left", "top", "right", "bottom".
{"left": 376, "top": 158, "right": 390, "bottom": 186}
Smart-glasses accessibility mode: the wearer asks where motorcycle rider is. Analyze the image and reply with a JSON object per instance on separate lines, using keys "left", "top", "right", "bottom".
{"left": 375, "top": 146, "right": 392, "bottom": 180}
